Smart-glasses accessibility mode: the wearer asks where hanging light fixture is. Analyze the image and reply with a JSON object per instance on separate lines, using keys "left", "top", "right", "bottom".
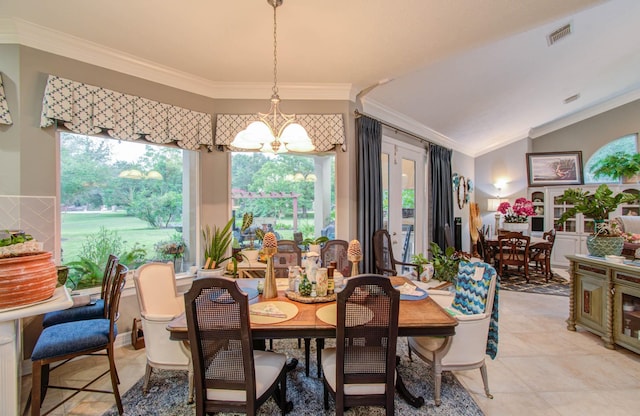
{"left": 230, "top": 0, "right": 314, "bottom": 154}
{"left": 118, "top": 169, "right": 163, "bottom": 180}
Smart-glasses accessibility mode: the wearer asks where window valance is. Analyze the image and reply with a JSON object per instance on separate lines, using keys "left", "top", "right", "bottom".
{"left": 215, "top": 113, "right": 345, "bottom": 152}
{"left": 0, "top": 73, "right": 12, "bottom": 125}
{"left": 40, "top": 75, "right": 213, "bottom": 151}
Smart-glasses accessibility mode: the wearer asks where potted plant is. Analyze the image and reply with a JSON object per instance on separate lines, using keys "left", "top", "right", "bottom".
{"left": 590, "top": 152, "right": 640, "bottom": 183}
{"left": 410, "top": 253, "right": 434, "bottom": 282}
{"left": 240, "top": 212, "right": 264, "bottom": 262}
{"left": 556, "top": 184, "right": 638, "bottom": 256}
{"left": 200, "top": 218, "right": 235, "bottom": 277}
{"left": 428, "top": 242, "right": 469, "bottom": 283}
{"left": 154, "top": 232, "right": 186, "bottom": 271}
{"left": 301, "top": 236, "right": 329, "bottom": 254}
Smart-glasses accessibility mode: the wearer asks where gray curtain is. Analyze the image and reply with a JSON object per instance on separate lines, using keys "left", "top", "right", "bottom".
{"left": 356, "top": 116, "right": 383, "bottom": 274}
{"left": 430, "top": 144, "right": 453, "bottom": 250}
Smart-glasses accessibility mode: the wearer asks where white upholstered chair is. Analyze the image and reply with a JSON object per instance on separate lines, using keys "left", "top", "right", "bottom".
{"left": 133, "top": 262, "right": 193, "bottom": 403}
{"left": 408, "top": 261, "right": 498, "bottom": 406}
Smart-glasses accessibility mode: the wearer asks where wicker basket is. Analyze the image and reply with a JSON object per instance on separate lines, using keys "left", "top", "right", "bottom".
{"left": 0, "top": 252, "right": 58, "bottom": 309}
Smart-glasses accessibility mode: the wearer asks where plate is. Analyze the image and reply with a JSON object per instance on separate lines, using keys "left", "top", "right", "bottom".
{"left": 316, "top": 303, "right": 374, "bottom": 326}
{"left": 394, "top": 285, "right": 428, "bottom": 301}
{"left": 210, "top": 287, "right": 259, "bottom": 304}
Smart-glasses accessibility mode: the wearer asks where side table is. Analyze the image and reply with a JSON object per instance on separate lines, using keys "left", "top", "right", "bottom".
{"left": 0, "top": 287, "right": 72, "bottom": 416}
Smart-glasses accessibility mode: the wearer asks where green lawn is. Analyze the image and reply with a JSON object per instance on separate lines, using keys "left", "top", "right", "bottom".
{"left": 61, "top": 212, "right": 323, "bottom": 264}
{"left": 61, "top": 212, "right": 179, "bottom": 264}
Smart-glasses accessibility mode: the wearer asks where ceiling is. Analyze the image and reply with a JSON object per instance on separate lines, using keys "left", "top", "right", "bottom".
{"left": 2, "top": 0, "right": 640, "bottom": 157}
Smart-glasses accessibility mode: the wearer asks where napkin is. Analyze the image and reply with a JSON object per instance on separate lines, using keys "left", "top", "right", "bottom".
{"left": 397, "top": 282, "right": 422, "bottom": 297}
{"left": 250, "top": 303, "right": 287, "bottom": 318}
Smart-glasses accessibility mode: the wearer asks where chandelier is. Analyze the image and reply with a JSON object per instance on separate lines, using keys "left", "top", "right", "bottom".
{"left": 230, "top": 0, "right": 314, "bottom": 154}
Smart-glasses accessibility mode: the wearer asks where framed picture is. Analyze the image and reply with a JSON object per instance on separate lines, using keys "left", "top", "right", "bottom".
{"left": 526, "top": 151, "right": 583, "bottom": 187}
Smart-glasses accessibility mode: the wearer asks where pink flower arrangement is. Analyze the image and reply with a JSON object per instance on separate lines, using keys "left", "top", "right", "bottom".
{"left": 497, "top": 198, "right": 535, "bottom": 223}
{"left": 623, "top": 232, "right": 640, "bottom": 243}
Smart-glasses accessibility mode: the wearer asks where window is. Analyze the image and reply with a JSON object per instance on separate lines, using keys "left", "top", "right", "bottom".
{"left": 59, "top": 132, "right": 198, "bottom": 289}
{"left": 584, "top": 134, "right": 638, "bottom": 183}
{"left": 230, "top": 152, "right": 335, "bottom": 246}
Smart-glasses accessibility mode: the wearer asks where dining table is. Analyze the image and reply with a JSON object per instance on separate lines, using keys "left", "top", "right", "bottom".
{"left": 485, "top": 234, "right": 551, "bottom": 259}
{"left": 167, "top": 275, "right": 457, "bottom": 408}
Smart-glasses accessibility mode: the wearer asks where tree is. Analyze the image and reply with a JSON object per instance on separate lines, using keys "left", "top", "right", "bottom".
{"left": 247, "top": 155, "right": 315, "bottom": 218}
{"left": 231, "top": 153, "right": 268, "bottom": 191}
{"left": 60, "top": 134, "right": 113, "bottom": 208}
{"left": 128, "top": 191, "right": 182, "bottom": 228}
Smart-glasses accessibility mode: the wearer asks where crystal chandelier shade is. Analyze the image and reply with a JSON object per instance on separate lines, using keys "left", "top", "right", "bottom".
{"left": 230, "top": 0, "right": 314, "bottom": 154}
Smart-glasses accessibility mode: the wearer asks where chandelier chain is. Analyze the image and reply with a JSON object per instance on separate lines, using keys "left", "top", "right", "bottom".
{"left": 272, "top": 2, "right": 278, "bottom": 97}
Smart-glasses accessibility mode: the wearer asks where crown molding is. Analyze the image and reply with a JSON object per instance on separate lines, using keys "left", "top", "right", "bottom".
{"left": 0, "top": 18, "right": 352, "bottom": 101}
{"left": 361, "top": 97, "right": 470, "bottom": 153}
{"left": 530, "top": 87, "right": 640, "bottom": 138}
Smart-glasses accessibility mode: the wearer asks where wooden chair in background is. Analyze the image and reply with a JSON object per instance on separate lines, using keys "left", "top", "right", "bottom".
{"left": 273, "top": 239, "right": 301, "bottom": 278}
{"left": 320, "top": 239, "right": 351, "bottom": 277}
{"left": 497, "top": 232, "right": 531, "bottom": 282}
{"left": 529, "top": 229, "right": 556, "bottom": 281}
{"left": 444, "top": 223, "right": 455, "bottom": 248}
{"left": 372, "top": 229, "right": 419, "bottom": 276}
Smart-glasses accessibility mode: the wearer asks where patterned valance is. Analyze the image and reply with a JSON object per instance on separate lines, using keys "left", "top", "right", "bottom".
{"left": 0, "top": 73, "right": 12, "bottom": 125}
{"left": 215, "top": 113, "right": 345, "bottom": 152}
{"left": 40, "top": 75, "right": 213, "bottom": 151}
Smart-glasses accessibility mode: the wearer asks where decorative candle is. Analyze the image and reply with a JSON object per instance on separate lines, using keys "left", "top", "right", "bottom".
{"left": 348, "top": 239, "right": 362, "bottom": 276}
{"left": 347, "top": 239, "right": 362, "bottom": 261}
{"left": 262, "top": 232, "right": 278, "bottom": 299}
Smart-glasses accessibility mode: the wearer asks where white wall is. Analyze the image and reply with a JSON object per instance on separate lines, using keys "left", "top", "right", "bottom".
{"left": 474, "top": 138, "right": 532, "bottom": 233}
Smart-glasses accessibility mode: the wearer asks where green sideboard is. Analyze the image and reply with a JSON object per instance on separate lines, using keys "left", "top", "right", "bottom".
{"left": 567, "top": 254, "right": 640, "bottom": 354}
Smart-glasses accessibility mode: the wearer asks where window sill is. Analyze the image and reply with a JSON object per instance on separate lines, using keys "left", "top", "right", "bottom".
{"left": 70, "top": 270, "right": 198, "bottom": 299}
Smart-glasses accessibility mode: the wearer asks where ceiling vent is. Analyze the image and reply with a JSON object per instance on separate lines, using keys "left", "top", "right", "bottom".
{"left": 547, "top": 23, "right": 572, "bottom": 46}
{"left": 564, "top": 94, "right": 580, "bottom": 104}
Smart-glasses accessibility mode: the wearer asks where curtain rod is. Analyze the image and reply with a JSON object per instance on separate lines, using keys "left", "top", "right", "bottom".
{"left": 354, "top": 109, "right": 434, "bottom": 147}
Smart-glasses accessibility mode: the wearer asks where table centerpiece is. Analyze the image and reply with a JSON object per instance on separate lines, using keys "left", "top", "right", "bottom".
{"left": 497, "top": 197, "right": 535, "bottom": 232}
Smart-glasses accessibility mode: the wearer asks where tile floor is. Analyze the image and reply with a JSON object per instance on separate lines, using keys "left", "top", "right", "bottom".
{"left": 21, "top": 289, "right": 640, "bottom": 415}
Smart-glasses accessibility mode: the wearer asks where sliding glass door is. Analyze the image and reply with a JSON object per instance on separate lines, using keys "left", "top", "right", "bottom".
{"left": 381, "top": 139, "right": 427, "bottom": 269}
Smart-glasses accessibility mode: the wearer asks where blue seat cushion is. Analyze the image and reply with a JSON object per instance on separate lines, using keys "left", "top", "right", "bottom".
{"left": 42, "top": 299, "right": 104, "bottom": 327}
{"left": 31, "top": 319, "right": 116, "bottom": 361}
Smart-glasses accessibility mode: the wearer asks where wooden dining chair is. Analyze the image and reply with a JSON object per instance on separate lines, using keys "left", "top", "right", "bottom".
{"left": 273, "top": 239, "right": 301, "bottom": 278}
{"left": 184, "top": 276, "right": 291, "bottom": 416}
{"left": 322, "top": 275, "right": 400, "bottom": 416}
{"left": 320, "top": 239, "right": 351, "bottom": 277}
{"left": 477, "top": 230, "right": 496, "bottom": 265}
{"left": 372, "top": 229, "right": 419, "bottom": 276}
{"left": 444, "top": 223, "right": 455, "bottom": 248}
{"left": 529, "top": 229, "right": 556, "bottom": 281}
{"left": 497, "top": 232, "right": 530, "bottom": 282}
{"left": 29, "top": 264, "right": 128, "bottom": 416}
{"left": 273, "top": 239, "right": 308, "bottom": 369}
{"left": 42, "top": 254, "right": 119, "bottom": 327}
{"left": 310, "top": 239, "right": 352, "bottom": 378}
